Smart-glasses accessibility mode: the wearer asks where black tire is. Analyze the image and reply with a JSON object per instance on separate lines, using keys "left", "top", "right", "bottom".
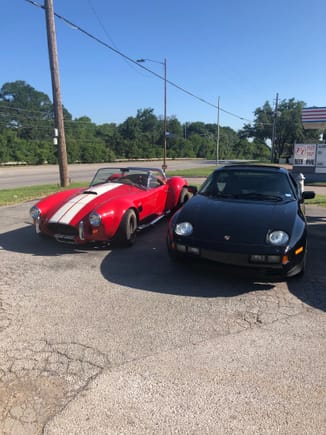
{"left": 178, "top": 187, "right": 192, "bottom": 208}
{"left": 285, "top": 255, "right": 306, "bottom": 279}
{"left": 114, "top": 209, "right": 138, "bottom": 247}
{"left": 167, "top": 237, "right": 187, "bottom": 262}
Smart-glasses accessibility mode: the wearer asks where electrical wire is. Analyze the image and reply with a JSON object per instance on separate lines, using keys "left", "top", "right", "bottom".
{"left": 87, "top": 0, "right": 118, "bottom": 51}
{"left": 23, "top": 0, "right": 253, "bottom": 124}
{"left": 0, "top": 97, "right": 272, "bottom": 128}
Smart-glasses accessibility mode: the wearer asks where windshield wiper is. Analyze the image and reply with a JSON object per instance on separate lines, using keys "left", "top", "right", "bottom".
{"left": 239, "top": 192, "right": 283, "bottom": 201}
{"left": 199, "top": 191, "right": 215, "bottom": 197}
{"left": 199, "top": 191, "right": 239, "bottom": 199}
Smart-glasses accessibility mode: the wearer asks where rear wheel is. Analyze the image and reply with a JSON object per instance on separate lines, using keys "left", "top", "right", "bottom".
{"left": 114, "top": 209, "right": 138, "bottom": 247}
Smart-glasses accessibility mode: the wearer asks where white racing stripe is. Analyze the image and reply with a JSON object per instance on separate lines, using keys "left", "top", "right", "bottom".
{"left": 49, "top": 183, "right": 122, "bottom": 224}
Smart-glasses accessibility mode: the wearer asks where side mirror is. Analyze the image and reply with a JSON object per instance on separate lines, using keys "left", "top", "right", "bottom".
{"left": 187, "top": 185, "right": 198, "bottom": 195}
{"left": 302, "top": 191, "right": 315, "bottom": 200}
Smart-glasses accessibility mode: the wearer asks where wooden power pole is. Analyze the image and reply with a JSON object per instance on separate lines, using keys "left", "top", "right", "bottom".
{"left": 44, "top": 0, "right": 69, "bottom": 187}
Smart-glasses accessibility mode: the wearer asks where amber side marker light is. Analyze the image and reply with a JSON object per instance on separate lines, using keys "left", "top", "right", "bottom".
{"left": 295, "top": 246, "right": 304, "bottom": 255}
{"left": 282, "top": 255, "right": 289, "bottom": 265}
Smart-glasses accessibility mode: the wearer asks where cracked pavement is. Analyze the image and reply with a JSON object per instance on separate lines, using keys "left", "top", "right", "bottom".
{"left": 0, "top": 340, "right": 108, "bottom": 434}
{"left": 0, "top": 201, "right": 325, "bottom": 434}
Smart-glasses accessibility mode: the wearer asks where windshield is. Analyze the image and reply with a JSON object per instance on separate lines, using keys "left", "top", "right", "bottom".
{"left": 89, "top": 167, "right": 165, "bottom": 189}
{"left": 199, "top": 169, "right": 295, "bottom": 201}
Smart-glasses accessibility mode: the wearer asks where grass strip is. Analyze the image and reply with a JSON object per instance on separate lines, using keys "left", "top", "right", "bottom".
{"left": 0, "top": 182, "right": 86, "bottom": 206}
{"left": 305, "top": 195, "right": 326, "bottom": 207}
{"left": 166, "top": 167, "right": 216, "bottom": 177}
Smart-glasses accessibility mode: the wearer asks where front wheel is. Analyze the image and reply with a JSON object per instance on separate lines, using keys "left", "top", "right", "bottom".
{"left": 286, "top": 258, "right": 305, "bottom": 279}
{"left": 178, "top": 187, "right": 192, "bottom": 208}
{"left": 167, "top": 237, "right": 187, "bottom": 262}
{"left": 114, "top": 209, "right": 138, "bottom": 247}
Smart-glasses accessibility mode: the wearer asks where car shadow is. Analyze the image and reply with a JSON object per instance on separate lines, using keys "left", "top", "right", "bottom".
{"left": 100, "top": 221, "right": 277, "bottom": 298}
{"left": 0, "top": 224, "right": 90, "bottom": 256}
{"left": 286, "top": 213, "right": 326, "bottom": 312}
{"left": 101, "top": 212, "right": 326, "bottom": 305}
{"left": 3, "top": 211, "right": 324, "bottom": 308}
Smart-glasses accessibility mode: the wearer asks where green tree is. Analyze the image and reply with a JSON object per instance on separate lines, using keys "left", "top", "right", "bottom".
{"left": 0, "top": 81, "right": 75, "bottom": 164}
{"left": 0, "top": 80, "right": 53, "bottom": 140}
{"left": 3, "top": 80, "right": 308, "bottom": 165}
{"left": 95, "top": 123, "right": 117, "bottom": 162}
{"left": 240, "top": 98, "right": 321, "bottom": 162}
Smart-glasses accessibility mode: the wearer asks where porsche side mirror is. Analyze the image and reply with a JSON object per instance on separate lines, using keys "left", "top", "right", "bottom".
{"left": 301, "top": 191, "right": 315, "bottom": 201}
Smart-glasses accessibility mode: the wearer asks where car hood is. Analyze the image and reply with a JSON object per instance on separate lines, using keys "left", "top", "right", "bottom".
{"left": 46, "top": 183, "right": 135, "bottom": 225}
{"left": 176, "top": 194, "right": 299, "bottom": 246}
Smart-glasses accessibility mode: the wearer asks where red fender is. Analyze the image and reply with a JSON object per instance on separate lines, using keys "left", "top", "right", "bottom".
{"left": 165, "top": 176, "right": 188, "bottom": 210}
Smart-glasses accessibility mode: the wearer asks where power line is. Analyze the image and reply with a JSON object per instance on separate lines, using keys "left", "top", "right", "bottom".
{"left": 24, "top": 0, "right": 253, "bottom": 124}
{"left": 87, "top": 0, "right": 118, "bottom": 50}
{"left": 0, "top": 105, "right": 53, "bottom": 115}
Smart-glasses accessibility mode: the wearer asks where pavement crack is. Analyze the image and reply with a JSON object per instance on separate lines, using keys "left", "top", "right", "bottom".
{"left": 0, "top": 340, "right": 110, "bottom": 435}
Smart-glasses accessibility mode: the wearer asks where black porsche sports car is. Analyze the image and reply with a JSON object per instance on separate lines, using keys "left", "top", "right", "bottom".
{"left": 167, "top": 165, "right": 315, "bottom": 278}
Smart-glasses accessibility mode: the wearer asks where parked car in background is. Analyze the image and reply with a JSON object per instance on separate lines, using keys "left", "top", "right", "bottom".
{"left": 30, "top": 167, "right": 191, "bottom": 247}
{"left": 167, "top": 164, "right": 315, "bottom": 278}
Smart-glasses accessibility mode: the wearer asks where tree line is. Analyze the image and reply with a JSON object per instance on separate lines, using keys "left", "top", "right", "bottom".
{"left": 0, "top": 81, "right": 321, "bottom": 165}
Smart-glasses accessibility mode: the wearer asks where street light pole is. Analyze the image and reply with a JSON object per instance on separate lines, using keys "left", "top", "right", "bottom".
{"left": 136, "top": 57, "right": 167, "bottom": 171}
{"left": 271, "top": 92, "right": 279, "bottom": 163}
{"left": 163, "top": 58, "right": 167, "bottom": 171}
{"left": 216, "top": 96, "right": 220, "bottom": 165}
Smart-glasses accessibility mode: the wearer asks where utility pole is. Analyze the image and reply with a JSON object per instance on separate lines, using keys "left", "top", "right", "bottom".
{"left": 44, "top": 0, "right": 69, "bottom": 187}
{"left": 216, "top": 96, "right": 220, "bottom": 165}
{"left": 271, "top": 92, "right": 279, "bottom": 164}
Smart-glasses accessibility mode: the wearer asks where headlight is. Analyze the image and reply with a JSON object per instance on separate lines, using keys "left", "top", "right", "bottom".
{"left": 175, "top": 222, "right": 193, "bottom": 236}
{"left": 30, "top": 206, "right": 40, "bottom": 220}
{"left": 89, "top": 211, "right": 102, "bottom": 227}
{"left": 267, "top": 230, "right": 289, "bottom": 246}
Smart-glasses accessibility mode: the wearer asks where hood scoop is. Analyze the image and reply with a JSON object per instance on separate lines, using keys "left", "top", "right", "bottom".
{"left": 80, "top": 183, "right": 121, "bottom": 197}
{"left": 83, "top": 190, "right": 97, "bottom": 195}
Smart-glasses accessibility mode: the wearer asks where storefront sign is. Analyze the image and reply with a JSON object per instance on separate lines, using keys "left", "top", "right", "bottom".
{"left": 316, "top": 144, "right": 326, "bottom": 173}
{"left": 294, "top": 144, "right": 316, "bottom": 166}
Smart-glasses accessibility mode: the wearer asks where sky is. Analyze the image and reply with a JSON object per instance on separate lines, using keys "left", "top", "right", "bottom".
{"left": 2, "top": 0, "right": 326, "bottom": 131}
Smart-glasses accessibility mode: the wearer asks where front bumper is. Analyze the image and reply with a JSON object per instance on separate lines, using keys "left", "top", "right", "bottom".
{"left": 33, "top": 219, "right": 104, "bottom": 245}
{"left": 167, "top": 235, "right": 305, "bottom": 276}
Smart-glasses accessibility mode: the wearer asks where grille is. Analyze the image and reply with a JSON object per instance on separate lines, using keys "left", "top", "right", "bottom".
{"left": 47, "top": 223, "right": 78, "bottom": 236}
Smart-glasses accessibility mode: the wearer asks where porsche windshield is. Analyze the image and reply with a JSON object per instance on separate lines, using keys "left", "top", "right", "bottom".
{"left": 199, "top": 169, "right": 295, "bottom": 201}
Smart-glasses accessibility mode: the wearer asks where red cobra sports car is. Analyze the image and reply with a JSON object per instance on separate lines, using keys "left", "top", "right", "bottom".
{"left": 30, "top": 167, "right": 191, "bottom": 247}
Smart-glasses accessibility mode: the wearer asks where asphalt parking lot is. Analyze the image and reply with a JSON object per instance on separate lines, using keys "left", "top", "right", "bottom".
{"left": 0, "top": 198, "right": 325, "bottom": 434}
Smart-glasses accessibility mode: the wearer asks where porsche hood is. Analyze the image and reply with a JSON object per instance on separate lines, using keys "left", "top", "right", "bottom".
{"left": 175, "top": 194, "right": 299, "bottom": 246}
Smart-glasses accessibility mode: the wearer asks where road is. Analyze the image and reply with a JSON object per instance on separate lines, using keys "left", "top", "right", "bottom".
{"left": 0, "top": 159, "right": 214, "bottom": 189}
{"left": 0, "top": 199, "right": 325, "bottom": 434}
{"left": 1, "top": 161, "right": 325, "bottom": 196}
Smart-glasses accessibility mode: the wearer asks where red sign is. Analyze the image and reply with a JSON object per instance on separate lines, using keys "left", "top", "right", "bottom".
{"left": 294, "top": 144, "right": 316, "bottom": 166}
